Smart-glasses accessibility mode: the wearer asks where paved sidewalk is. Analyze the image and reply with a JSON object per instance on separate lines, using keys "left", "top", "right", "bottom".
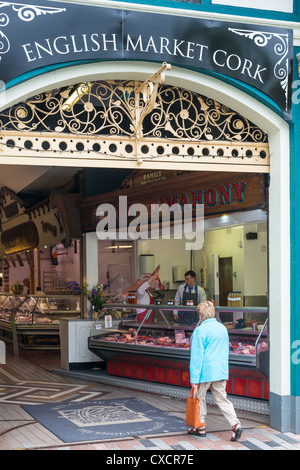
{"left": 42, "top": 426, "right": 300, "bottom": 451}
{"left": 3, "top": 352, "right": 300, "bottom": 451}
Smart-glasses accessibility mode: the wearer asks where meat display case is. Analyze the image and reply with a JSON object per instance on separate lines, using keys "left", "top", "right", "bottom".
{"left": 88, "top": 303, "right": 269, "bottom": 399}
{"left": 88, "top": 303, "right": 269, "bottom": 373}
{"left": 0, "top": 293, "right": 81, "bottom": 353}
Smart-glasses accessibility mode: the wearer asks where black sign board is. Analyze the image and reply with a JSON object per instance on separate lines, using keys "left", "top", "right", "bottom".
{"left": 0, "top": 1, "right": 293, "bottom": 119}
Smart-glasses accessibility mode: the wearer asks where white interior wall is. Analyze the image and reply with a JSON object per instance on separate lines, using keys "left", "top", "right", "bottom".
{"left": 137, "top": 238, "right": 192, "bottom": 290}
{"left": 136, "top": 221, "right": 268, "bottom": 300}
{"left": 83, "top": 232, "right": 98, "bottom": 289}
{"left": 98, "top": 240, "right": 135, "bottom": 294}
{"left": 54, "top": 244, "right": 81, "bottom": 283}
{"left": 38, "top": 244, "right": 80, "bottom": 289}
{"left": 243, "top": 223, "right": 268, "bottom": 296}
{"left": 4, "top": 244, "right": 81, "bottom": 293}
{"left": 204, "top": 226, "right": 244, "bottom": 296}
{"left": 197, "top": 222, "right": 268, "bottom": 300}
{"left": 8, "top": 262, "right": 30, "bottom": 289}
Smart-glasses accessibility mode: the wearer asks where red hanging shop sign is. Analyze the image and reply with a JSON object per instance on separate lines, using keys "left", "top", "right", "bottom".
{"left": 81, "top": 172, "right": 267, "bottom": 232}
{"left": 150, "top": 181, "right": 247, "bottom": 208}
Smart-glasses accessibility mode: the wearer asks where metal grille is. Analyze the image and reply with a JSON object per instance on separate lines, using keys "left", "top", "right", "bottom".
{"left": 0, "top": 80, "right": 269, "bottom": 170}
{"left": 0, "top": 81, "right": 267, "bottom": 143}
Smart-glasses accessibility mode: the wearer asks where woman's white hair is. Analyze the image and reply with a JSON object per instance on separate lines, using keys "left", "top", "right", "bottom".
{"left": 197, "top": 301, "right": 215, "bottom": 321}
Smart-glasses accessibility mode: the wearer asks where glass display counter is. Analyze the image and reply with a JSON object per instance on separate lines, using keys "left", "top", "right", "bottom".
{"left": 88, "top": 303, "right": 269, "bottom": 373}
{"left": 0, "top": 293, "right": 81, "bottom": 352}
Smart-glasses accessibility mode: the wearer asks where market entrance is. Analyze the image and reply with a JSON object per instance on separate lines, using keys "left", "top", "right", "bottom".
{"left": 0, "top": 72, "right": 271, "bottom": 408}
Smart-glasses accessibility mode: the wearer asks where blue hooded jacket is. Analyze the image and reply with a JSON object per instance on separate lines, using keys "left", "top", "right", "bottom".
{"left": 190, "top": 318, "right": 229, "bottom": 384}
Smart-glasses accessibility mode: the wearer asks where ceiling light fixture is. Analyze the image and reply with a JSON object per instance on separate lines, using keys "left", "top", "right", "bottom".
{"left": 62, "top": 82, "right": 92, "bottom": 111}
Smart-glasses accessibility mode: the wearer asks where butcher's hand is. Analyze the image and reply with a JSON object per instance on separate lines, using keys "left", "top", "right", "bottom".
{"left": 173, "top": 314, "right": 179, "bottom": 321}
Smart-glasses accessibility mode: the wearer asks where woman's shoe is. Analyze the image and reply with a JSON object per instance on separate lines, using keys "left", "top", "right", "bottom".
{"left": 187, "top": 426, "right": 206, "bottom": 437}
{"left": 230, "top": 423, "right": 243, "bottom": 441}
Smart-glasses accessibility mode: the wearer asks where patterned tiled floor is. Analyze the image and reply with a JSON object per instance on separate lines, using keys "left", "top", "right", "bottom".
{"left": 1, "top": 351, "right": 300, "bottom": 451}
{"left": 0, "top": 381, "right": 110, "bottom": 404}
{"left": 42, "top": 427, "right": 300, "bottom": 451}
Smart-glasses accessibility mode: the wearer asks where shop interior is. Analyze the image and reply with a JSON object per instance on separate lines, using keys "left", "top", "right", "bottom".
{"left": 0, "top": 169, "right": 269, "bottom": 326}
{"left": 89, "top": 204, "right": 269, "bottom": 399}
{"left": 0, "top": 168, "right": 270, "bottom": 399}
{"left": 97, "top": 209, "right": 268, "bottom": 323}
{"left": 1, "top": 243, "right": 81, "bottom": 295}
{"left": 0, "top": 210, "right": 268, "bottom": 323}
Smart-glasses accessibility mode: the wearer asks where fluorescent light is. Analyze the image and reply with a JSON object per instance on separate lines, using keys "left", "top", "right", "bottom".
{"left": 104, "top": 245, "right": 133, "bottom": 249}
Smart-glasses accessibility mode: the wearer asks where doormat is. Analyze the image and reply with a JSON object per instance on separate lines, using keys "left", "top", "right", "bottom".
{"left": 22, "top": 398, "right": 187, "bottom": 443}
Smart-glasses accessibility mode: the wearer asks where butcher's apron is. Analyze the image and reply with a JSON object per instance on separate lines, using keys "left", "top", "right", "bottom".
{"left": 178, "top": 285, "right": 199, "bottom": 325}
{"left": 136, "top": 290, "right": 155, "bottom": 324}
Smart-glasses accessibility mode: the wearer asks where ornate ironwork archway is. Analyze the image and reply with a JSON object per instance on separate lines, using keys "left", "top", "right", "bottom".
{"left": 0, "top": 80, "right": 269, "bottom": 171}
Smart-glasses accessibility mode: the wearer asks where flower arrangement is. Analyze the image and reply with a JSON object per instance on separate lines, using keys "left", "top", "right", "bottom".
{"left": 11, "top": 281, "right": 23, "bottom": 295}
{"left": 66, "top": 275, "right": 119, "bottom": 312}
{"left": 65, "top": 281, "right": 82, "bottom": 295}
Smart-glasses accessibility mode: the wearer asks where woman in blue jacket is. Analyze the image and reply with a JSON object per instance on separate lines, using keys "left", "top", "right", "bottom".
{"left": 189, "top": 301, "right": 243, "bottom": 441}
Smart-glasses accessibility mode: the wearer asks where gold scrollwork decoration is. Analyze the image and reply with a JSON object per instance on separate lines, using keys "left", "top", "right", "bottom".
{"left": 0, "top": 81, "right": 268, "bottom": 143}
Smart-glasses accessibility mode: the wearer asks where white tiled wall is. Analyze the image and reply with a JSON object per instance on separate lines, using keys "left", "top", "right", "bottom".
{"left": 212, "top": 0, "right": 293, "bottom": 13}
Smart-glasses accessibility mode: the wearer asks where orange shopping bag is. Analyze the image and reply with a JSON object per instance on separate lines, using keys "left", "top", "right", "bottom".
{"left": 186, "top": 387, "right": 202, "bottom": 428}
